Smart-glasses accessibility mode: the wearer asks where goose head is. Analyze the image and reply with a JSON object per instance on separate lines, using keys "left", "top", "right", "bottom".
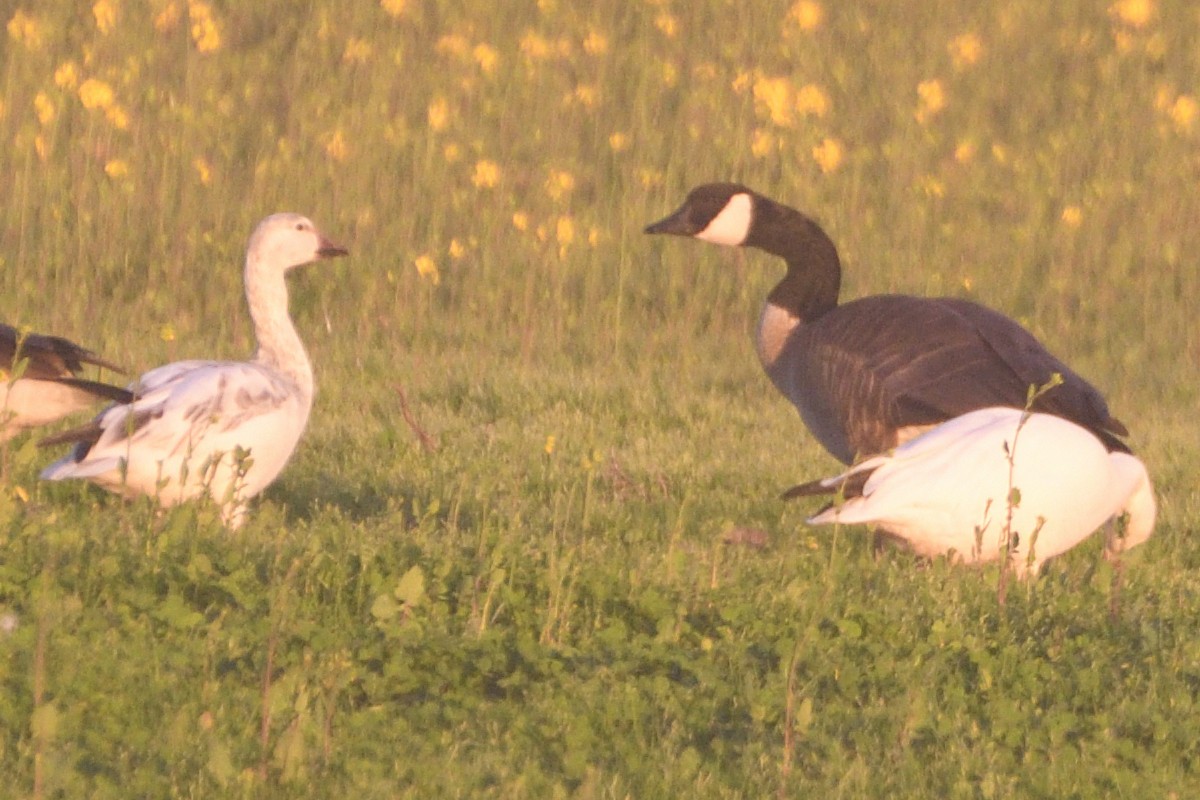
{"left": 246, "top": 213, "right": 348, "bottom": 274}
{"left": 644, "top": 183, "right": 755, "bottom": 246}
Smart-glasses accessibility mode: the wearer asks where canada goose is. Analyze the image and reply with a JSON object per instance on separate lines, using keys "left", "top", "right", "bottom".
{"left": 645, "top": 183, "right": 1129, "bottom": 464}
{"left": 40, "top": 213, "right": 347, "bottom": 528}
{"left": 0, "top": 324, "right": 130, "bottom": 441}
{"left": 783, "top": 407, "right": 1156, "bottom": 576}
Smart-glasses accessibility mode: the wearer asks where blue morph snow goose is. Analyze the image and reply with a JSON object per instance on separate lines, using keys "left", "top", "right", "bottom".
{"left": 0, "top": 324, "right": 130, "bottom": 441}
{"left": 783, "top": 407, "right": 1156, "bottom": 576}
{"left": 645, "top": 183, "right": 1130, "bottom": 464}
{"left": 40, "top": 213, "right": 347, "bottom": 528}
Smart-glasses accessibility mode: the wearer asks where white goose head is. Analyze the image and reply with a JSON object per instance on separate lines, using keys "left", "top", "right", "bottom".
{"left": 246, "top": 213, "right": 348, "bottom": 276}
{"left": 644, "top": 183, "right": 755, "bottom": 246}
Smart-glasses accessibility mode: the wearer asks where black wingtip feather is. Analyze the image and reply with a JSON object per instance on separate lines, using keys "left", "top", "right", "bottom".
{"left": 52, "top": 377, "right": 134, "bottom": 405}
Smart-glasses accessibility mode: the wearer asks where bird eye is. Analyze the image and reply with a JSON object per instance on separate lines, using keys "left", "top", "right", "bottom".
{"left": 295, "top": 222, "right": 305, "bottom": 231}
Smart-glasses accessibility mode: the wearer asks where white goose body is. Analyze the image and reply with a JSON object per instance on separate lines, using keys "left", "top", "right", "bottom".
{"left": 786, "top": 408, "right": 1156, "bottom": 576}
{"left": 0, "top": 325, "right": 129, "bottom": 440}
{"left": 646, "top": 184, "right": 1130, "bottom": 464}
{"left": 40, "top": 213, "right": 346, "bottom": 527}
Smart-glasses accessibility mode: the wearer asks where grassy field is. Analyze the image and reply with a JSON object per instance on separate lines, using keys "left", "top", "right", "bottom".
{"left": 1, "top": 0, "right": 1199, "bottom": 796}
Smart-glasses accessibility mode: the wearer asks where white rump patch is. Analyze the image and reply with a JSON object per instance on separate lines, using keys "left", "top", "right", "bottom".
{"left": 696, "top": 192, "right": 752, "bottom": 246}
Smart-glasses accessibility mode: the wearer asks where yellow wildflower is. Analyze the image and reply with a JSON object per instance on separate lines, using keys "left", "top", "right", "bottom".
{"left": 78, "top": 79, "right": 115, "bottom": 110}
{"left": 105, "top": 105, "right": 129, "bottom": 130}
{"left": 655, "top": 12, "right": 678, "bottom": 38}
{"left": 788, "top": 1, "right": 823, "bottom": 32}
{"left": 795, "top": 84, "right": 829, "bottom": 118}
{"left": 435, "top": 34, "right": 470, "bottom": 58}
{"left": 93, "top": 0, "right": 118, "bottom": 35}
{"left": 661, "top": 60, "right": 678, "bottom": 87}
{"left": 380, "top": 0, "right": 407, "bottom": 18}
{"left": 325, "top": 129, "right": 348, "bottom": 161}
{"left": 6, "top": 10, "right": 44, "bottom": 49}
{"left": 160, "top": 323, "right": 176, "bottom": 342}
{"left": 54, "top": 61, "right": 79, "bottom": 90}
{"left": 637, "top": 168, "right": 664, "bottom": 188}
{"left": 545, "top": 169, "right": 575, "bottom": 200}
{"left": 1169, "top": 95, "right": 1198, "bottom": 133}
{"left": 520, "top": 31, "right": 552, "bottom": 60}
{"left": 1152, "top": 85, "right": 1173, "bottom": 111}
{"left": 751, "top": 129, "right": 776, "bottom": 158}
{"left": 472, "top": 159, "right": 501, "bottom": 188}
{"left": 442, "top": 143, "right": 461, "bottom": 162}
{"left": 512, "top": 211, "right": 530, "bottom": 231}
{"left": 588, "top": 227, "right": 601, "bottom": 247}
{"left": 608, "top": 132, "right": 630, "bottom": 152}
{"left": 193, "top": 157, "right": 213, "bottom": 185}
{"left": 918, "top": 175, "right": 945, "bottom": 197}
{"left": 556, "top": 216, "right": 575, "bottom": 248}
{"left": 427, "top": 97, "right": 450, "bottom": 132}
{"left": 448, "top": 239, "right": 466, "bottom": 259}
{"left": 189, "top": 1, "right": 221, "bottom": 53}
{"left": 414, "top": 254, "right": 440, "bottom": 285}
{"left": 731, "top": 71, "right": 752, "bottom": 95}
{"left": 1061, "top": 206, "right": 1083, "bottom": 228}
{"left": 34, "top": 93, "right": 55, "bottom": 126}
{"left": 571, "top": 84, "right": 599, "bottom": 108}
{"left": 812, "top": 137, "right": 843, "bottom": 174}
{"left": 954, "top": 140, "right": 976, "bottom": 163}
{"left": 473, "top": 43, "right": 499, "bottom": 74}
{"left": 948, "top": 33, "right": 984, "bottom": 68}
{"left": 1109, "top": 0, "right": 1154, "bottom": 28}
{"left": 544, "top": 435, "right": 556, "bottom": 456}
{"left": 154, "top": 1, "right": 181, "bottom": 31}
{"left": 343, "top": 37, "right": 373, "bottom": 64}
{"left": 754, "top": 75, "right": 794, "bottom": 127}
{"left": 915, "top": 79, "right": 946, "bottom": 124}
{"left": 34, "top": 135, "right": 47, "bottom": 161}
{"left": 583, "top": 30, "right": 608, "bottom": 55}
{"left": 104, "top": 159, "right": 130, "bottom": 179}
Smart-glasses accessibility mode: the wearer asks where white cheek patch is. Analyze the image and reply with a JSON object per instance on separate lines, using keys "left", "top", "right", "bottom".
{"left": 696, "top": 192, "right": 752, "bottom": 246}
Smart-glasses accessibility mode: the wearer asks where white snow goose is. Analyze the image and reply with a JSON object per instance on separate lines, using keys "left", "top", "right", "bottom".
{"left": 0, "top": 324, "right": 130, "bottom": 441}
{"left": 645, "top": 183, "right": 1130, "bottom": 465}
{"left": 40, "top": 213, "right": 347, "bottom": 528}
{"left": 783, "top": 407, "right": 1156, "bottom": 576}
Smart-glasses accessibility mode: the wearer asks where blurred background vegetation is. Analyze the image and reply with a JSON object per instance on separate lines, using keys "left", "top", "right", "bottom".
{"left": 0, "top": 0, "right": 1197, "bottom": 796}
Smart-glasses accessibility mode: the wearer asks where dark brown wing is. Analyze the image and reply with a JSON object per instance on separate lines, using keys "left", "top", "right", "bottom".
{"left": 783, "top": 295, "right": 1128, "bottom": 460}
{"left": 933, "top": 298, "right": 1128, "bottom": 447}
{"left": 0, "top": 323, "right": 125, "bottom": 379}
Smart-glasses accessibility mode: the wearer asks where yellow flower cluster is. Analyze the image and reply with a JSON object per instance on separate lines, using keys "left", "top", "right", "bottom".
{"left": 544, "top": 170, "right": 575, "bottom": 201}
{"left": 752, "top": 75, "right": 830, "bottom": 127}
{"left": 93, "top": 0, "right": 118, "bottom": 35}
{"left": 915, "top": 79, "right": 946, "bottom": 124}
{"left": 1109, "top": 0, "right": 1154, "bottom": 28}
{"left": 428, "top": 98, "right": 450, "bottom": 132}
{"left": 189, "top": 1, "right": 221, "bottom": 53}
{"left": 948, "top": 33, "right": 984, "bottom": 69}
{"left": 380, "top": 0, "right": 407, "bottom": 19}
{"left": 787, "top": 1, "right": 823, "bottom": 32}
{"left": 414, "top": 254, "right": 440, "bottom": 285}
{"left": 343, "top": 38, "right": 373, "bottom": 65}
{"left": 811, "top": 137, "right": 843, "bottom": 174}
{"left": 472, "top": 160, "right": 501, "bottom": 189}
{"left": 6, "top": 10, "right": 43, "bottom": 49}
{"left": 78, "top": 79, "right": 114, "bottom": 110}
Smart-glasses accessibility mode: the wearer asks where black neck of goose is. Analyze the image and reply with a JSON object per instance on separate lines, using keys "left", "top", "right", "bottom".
{"left": 748, "top": 201, "right": 842, "bottom": 321}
